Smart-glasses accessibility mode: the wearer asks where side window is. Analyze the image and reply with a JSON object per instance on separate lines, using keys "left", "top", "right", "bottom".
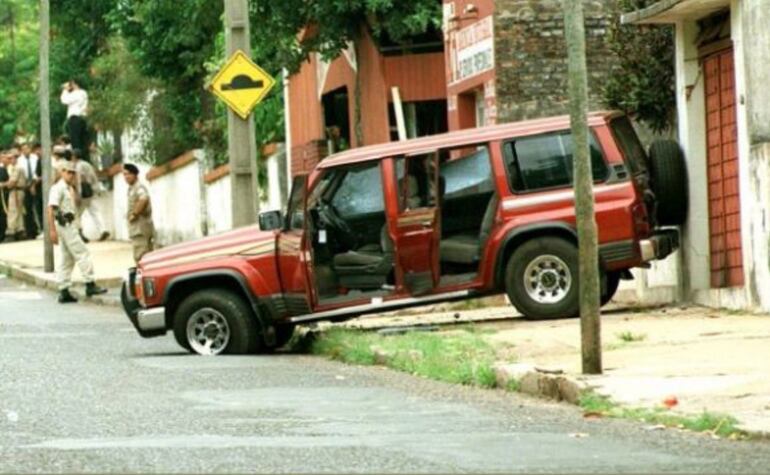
{"left": 439, "top": 146, "right": 492, "bottom": 199}
{"left": 504, "top": 131, "right": 608, "bottom": 192}
{"left": 394, "top": 153, "right": 438, "bottom": 211}
{"left": 331, "top": 162, "right": 385, "bottom": 217}
{"left": 286, "top": 175, "right": 308, "bottom": 230}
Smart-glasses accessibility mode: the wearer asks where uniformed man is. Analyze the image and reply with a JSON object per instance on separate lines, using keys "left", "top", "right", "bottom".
{"left": 6, "top": 151, "right": 26, "bottom": 241}
{"left": 122, "top": 164, "right": 154, "bottom": 263}
{"left": 48, "top": 161, "right": 107, "bottom": 303}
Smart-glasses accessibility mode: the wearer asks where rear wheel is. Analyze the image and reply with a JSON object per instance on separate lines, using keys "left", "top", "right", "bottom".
{"left": 601, "top": 271, "right": 621, "bottom": 307}
{"left": 648, "top": 140, "right": 688, "bottom": 226}
{"left": 173, "top": 289, "right": 263, "bottom": 355}
{"left": 505, "top": 237, "right": 579, "bottom": 320}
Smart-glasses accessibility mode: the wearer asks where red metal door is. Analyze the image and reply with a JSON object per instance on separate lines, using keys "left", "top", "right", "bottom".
{"left": 704, "top": 48, "right": 743, "bottom": 288}
{"left": 386, "top": 153, "right": 441, "bottom": 295}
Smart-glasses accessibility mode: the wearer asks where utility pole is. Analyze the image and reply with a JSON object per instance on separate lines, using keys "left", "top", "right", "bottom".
{"left": 39, "top": 0, "right": 54, "bottom": 273}
{"left": 224, "top": 0, "right": 259, "bottom": 227}
{"left": 563, "top": 0, "right": 602, "bottom": 374}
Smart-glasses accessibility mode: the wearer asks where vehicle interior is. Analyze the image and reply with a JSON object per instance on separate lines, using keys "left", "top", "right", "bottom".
{"left": 438, "top": 145, "right": 498, "bottom": 284}
{"left": 305, "top": 144, "right": 498, "bottom": 304}
{"left": 307, "top": 161, "right": 394, "bottom": 305}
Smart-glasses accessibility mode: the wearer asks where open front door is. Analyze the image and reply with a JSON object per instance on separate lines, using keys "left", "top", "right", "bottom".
{"left": 387, "top": 152, "right": 441, "bottom": 295}
{"left": 276, "top": 175, "right": 311, "bottom": 315}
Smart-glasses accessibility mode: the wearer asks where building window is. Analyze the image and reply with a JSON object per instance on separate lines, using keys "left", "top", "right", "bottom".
{"left": 389, "top": 100, "right": 449, "bottom": 141}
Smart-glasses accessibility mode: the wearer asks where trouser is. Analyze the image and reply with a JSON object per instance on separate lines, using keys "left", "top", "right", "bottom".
{"left": 7, "top": 191, "right": 24, "bottom": 236}
{"left": 131, "top": 234, "right": 154, "bottom": 263}
{"left": 0, "top": 206, "right": 6, "bottom": 242}
{"left": 56, "top": 222, "right": 95, "bottom": 290}
{"left": 77, "top": 198, "right": 105, "bottom": 235}
{"left": 66, "top": 115, "right": 90, "bottom": 161}
{"left": 23, "top": 191, "right": 38, "bottom": 238}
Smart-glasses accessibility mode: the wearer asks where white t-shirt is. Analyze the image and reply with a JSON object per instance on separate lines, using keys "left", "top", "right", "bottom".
{"left": 60, "top": 89, "right": 89, "bottom": 117}
{"left": 16, "top": 154, "right": 39, "bottom": 181}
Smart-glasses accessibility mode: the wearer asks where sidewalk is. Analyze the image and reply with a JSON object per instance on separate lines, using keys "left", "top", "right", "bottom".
{"left": 0, "top": 238, "right": 133, "bottom": 303}
{"left": 339, "top": 303, "right": 770, "bottom": 436}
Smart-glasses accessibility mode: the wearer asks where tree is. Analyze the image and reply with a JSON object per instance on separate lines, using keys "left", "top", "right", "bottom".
{"left": 604, "top": 0, "right": 676, "bottom": 133}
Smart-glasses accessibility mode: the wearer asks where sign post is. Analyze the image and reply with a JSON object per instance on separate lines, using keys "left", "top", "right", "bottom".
{"left": 217, "top": 0, "right": 270, "bottom": 228}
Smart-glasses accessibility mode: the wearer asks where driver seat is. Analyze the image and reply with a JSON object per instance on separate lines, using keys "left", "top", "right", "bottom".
{"left": 333, "top": 226, "right": 394, "bottom": 289}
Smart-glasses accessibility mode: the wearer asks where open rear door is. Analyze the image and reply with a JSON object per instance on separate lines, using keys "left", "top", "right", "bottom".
{"left": 385, "top": 152, "right": 441, "bottom": 295}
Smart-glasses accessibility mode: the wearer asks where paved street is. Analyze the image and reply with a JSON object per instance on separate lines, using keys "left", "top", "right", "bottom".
{"left": 2, "top": 275, "right": 770, "bottom": 474}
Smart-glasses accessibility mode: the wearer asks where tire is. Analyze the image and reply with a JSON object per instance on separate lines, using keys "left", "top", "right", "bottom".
{"left": 505, "top": 237, "right": 580, "bottom": 320}
{"left": 601, "top": 271, "right": 621, "bottom": 307}
{"left": 172, "top": 289, "right": 263, "bottom": 355}
{"left": 274, "top": 324, "right": 296, "bottom": 349}
{"left": 648, "top": 140, "right": 688, "bottom": 226}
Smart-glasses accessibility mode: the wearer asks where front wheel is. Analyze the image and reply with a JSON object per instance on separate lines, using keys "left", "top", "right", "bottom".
{"left": 505, "top": 237, "right": 579, "bottom": 320}
{"left": 173, "top": 289, "right": 263, "bottom": 355}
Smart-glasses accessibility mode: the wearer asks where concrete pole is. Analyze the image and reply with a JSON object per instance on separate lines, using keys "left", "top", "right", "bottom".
{"left": 563, "top": 0, "right": 602, "bottom": 375}
{"left": 224, "top": 0, "right": 259, "bottom": 227}
{"left": 39, "top": 0, "right": 54, "bottom": 273}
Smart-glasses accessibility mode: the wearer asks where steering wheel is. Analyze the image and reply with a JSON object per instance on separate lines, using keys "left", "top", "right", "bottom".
{"left": 317, "top": 200, "right": 357, "bottom": 250}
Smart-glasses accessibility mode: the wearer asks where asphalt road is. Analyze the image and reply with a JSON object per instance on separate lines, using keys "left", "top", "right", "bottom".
{"left": 2, "top": 275, "right": 769, "bottom": 474}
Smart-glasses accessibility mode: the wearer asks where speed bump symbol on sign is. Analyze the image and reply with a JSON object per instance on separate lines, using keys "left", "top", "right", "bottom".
{"left": 208, "top": 50, "right": 276, "bottom": 119}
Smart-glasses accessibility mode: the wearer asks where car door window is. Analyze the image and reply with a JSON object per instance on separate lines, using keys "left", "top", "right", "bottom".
{"left": 285, "top": 175, "right": 308, "bottom": 230}
{"left": 503, "top": 131, "right": 608, "bottom": 193}
{"left": 440, "top": 146, "right": 492, "bottom": 199}
{"left": 330, "top": 162, "right": 384, "bottom": 218}
{"left": 394, "top": 153, "right": 438, "bottom": 211}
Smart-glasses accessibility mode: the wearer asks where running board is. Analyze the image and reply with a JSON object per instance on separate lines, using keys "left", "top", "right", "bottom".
{"left": 288, "top": 290, "right": 473, "bottom": 324}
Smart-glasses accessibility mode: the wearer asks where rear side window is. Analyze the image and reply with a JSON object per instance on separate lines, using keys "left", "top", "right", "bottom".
{"left": 440, "top": 147, "right": 493, "bottom": 198}
{"left": 503, "top": 131, "right": 608, "bottom": 193}
{"left": 610, "top": 117, "right": 647, "bottom": 174}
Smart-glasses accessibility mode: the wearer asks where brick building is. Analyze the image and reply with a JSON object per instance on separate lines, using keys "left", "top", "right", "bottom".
{"left": 286, "top": 0, "right": 618, "bottom": 175}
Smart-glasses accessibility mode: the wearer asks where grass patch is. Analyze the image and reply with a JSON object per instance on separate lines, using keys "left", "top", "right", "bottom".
{"left": 578, "top": 392, "right": 744, "bottom": 438}
{"left": 616, "top": 331, "right": 647, "bottom": 343}
{"left": 309, "top": 327, "right": 499, "bottom": 388}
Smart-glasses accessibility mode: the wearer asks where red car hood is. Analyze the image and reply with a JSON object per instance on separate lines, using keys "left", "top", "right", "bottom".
{"left": 139, "top": 225, "right": 276, "bottom": 270}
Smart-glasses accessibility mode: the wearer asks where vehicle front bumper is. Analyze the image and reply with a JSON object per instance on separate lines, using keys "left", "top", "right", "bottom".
{"left": 121, "top": 268, "right": 167, "bottom": 338}
{"left": 640, "top": 229, "right": 680, "bottom": 262}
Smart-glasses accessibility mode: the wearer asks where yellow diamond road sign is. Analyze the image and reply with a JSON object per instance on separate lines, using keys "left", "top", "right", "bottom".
{"left": 209, "top": 50, "right": 276, "bottom": 120}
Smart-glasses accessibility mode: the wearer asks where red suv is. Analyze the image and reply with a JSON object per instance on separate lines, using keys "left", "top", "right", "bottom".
{"left": 122, "top": 112, "right": 684, "bottom": 355}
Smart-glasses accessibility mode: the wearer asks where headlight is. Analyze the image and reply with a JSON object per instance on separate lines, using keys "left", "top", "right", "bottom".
{"left": 143, "top": 277, "right": 156, "bottom": 298}
{"left": 134, "top": 269, "right": 143, "bottom": 300}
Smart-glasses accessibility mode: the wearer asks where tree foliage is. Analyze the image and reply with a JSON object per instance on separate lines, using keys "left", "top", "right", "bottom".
{"left": 604, "top": 0, "right": 676, "bottom": 133}
{"left": 251, "top": 0, "right": 443, "bottom": 74}
{"left": 0, "top": 0, "right": 40, "bottom": 147}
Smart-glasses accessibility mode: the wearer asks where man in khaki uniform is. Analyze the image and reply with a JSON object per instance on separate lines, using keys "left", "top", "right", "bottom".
{"left": 6, "top": 151, "right": 27, "bottom": 241}
{"left": 48, "top": 161, "right": 107, "bottom": 303}
{"left": 123, "top": 164, "right": 154, "bottom": 263}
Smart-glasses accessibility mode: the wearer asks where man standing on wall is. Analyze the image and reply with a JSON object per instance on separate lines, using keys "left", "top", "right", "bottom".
{"left": 48, "top": 161, "right": 107, "bottom": 304}
{"left": 60, "top": 79, "right": 90, "bottom": 162}
{"left": 123, "top": 164, "right": 154, "bottom": 263}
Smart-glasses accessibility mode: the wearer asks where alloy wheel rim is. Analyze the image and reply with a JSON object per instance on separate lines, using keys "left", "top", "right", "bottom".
{"left": 523, "top": 255, "right": 572, "bottom": 304}
{"left": 186, "top": 308, "right": 230, "bottom": 356}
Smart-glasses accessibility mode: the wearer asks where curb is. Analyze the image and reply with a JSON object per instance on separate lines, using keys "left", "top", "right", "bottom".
{"left": 0, "top": 260, "right": 122, "bottom": 308}
{"left": 493, "top": 363, "right": 589, "bottom": 404}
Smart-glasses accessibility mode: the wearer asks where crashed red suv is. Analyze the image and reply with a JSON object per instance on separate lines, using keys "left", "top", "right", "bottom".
{"left": 122, "top": 112, "right": 684, "bottom": 355}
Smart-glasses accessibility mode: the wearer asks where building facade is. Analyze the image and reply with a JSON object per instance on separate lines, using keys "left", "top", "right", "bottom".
{"left": 286, "top": 0, "right": 618, "bottom": 175}
{"left": 622, "top": 0, "right": 770, "bottom": 312}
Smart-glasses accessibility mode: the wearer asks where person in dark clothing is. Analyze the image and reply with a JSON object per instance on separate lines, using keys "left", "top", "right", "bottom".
{"left": 0, "top": 153, "right": 9, "bottom": 242}
{"left": 18, "top": 143, "right": 40, "bottom": 239}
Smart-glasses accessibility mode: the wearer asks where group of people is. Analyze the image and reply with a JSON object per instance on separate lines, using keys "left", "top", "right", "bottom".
{"left": 1, "top": 77, "right": 156, "bottom": 304}
{"left": 39, "top": 144, "right": 155, "bottom": 304}
{"left": 0, "top": 143, "right": 43, "bottom": 242}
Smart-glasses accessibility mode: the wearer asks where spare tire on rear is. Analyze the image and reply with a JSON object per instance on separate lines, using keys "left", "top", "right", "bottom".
{"left": 648, "top": 140, "right": 688, "bottom": 226}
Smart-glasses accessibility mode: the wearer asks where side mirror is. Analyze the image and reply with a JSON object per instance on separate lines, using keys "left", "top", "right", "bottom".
{"left": 258, "top": 210, "right": 283, "bottom": 231}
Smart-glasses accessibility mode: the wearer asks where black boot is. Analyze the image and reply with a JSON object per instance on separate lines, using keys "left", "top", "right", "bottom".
{"left": 58, "top": 288, "right": 78, "bottom": 304}
{"left": 85, "top": 282, "right": 108, "bottom": 296}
